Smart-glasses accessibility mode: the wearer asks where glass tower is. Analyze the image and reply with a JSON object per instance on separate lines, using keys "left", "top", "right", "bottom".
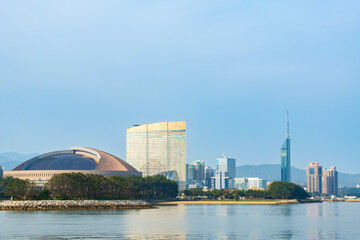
{"left": 127, "top": 121, "right": 186, "bottom": 189}
{"left": 216, "top": 154, "right": 236, "bottom": 179}
{"left": 281, "top": 111, "right": 291, "bottom": 182}
{"left": 186, "top": 163, "right": 196, "bottom": 184}
{"left": 216, "top": 154, "right": 236, "bottom": 189}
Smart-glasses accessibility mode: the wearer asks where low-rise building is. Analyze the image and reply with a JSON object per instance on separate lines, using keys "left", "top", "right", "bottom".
{"left": 234, "top": 177, "right": 248, "bottom": 190}
{"left": 234, "top": 177, "right": 267, "bottom": 190}
{"left": 211, "top": 171, "right": 229, "bottom": 190}
{"left": 188, "top": 182, "right": 204, "bottom": 189}
{"left": 247, "top": 178, "right": 267, "bottom": 190}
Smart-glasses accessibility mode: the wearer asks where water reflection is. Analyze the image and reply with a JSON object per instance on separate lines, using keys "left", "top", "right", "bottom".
{"left": 279, "top": 205, "right": 292, "bottom": 216}
{"left": 323, "top": 202, "right": 339, "bottom": 217}
{"left": 269, "top": 204, "right": 293, "bottom": 216}
{"left": 306, "top": 202, "right": 341, "bottom": 218}
{"left": 278, "top": 230, "right": 294, "bottom": 240}
{"left": 0, "top": 203, "right": 358, "bottom": 239}
{"left": 307, "top": 230, "right": 339, "bottom": 239}
{"left": 307, "top": 203, "right": 323, "bottom": 217}
{"left": 225, "top": 205, "right": 237, "bottom": 216}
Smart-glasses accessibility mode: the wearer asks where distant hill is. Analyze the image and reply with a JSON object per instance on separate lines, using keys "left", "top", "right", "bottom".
{"left": 236, "top": 164, "right": 360, "bottom": 187}
{"left": 0, "top": 152, "right": 38, "bottom": 171}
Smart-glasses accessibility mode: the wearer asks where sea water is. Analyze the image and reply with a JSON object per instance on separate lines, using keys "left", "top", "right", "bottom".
{"left": 0, "top": 202, "right": 358, "bottom": 239}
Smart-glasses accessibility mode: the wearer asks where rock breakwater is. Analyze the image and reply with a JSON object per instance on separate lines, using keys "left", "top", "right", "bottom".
{"left": 0, "top": 200, "right": 155, "bottom": 211}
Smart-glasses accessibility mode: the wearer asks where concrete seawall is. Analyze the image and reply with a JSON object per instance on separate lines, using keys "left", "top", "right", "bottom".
{"left": 0, "top": 200, "right": 155, "bottom": 210}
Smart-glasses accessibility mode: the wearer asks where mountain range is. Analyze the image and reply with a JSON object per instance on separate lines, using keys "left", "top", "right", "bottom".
{"left": 236, "top": 164, "right": 360, "bottom": 187}
{"left": 1, "top": 153, "right": 360, "bottom": 187}
{"left": 0, "top": 152, "right": 38, "bottom": 171}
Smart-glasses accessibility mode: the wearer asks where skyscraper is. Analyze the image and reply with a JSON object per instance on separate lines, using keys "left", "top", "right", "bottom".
{"left": 186, "top": 163, "right": 196, "bottom": 184}
{"left": 216, "top": 154, "right": 236, "bottom": 179}
{"left": 186, "top": 160, "right": 206, "bottom": 188}
{"left": 281, "top": 111, "right": 291, "bottom": 182}
{"left": 193, "top": 160, "right": 205, "bottom": 181}
{"left": 205, "top": 166, "right": 215, "bottom": 188}
{"left": 306, "top": 162, "right": 323, "bottom": 193}
{"left": 322, "top": 167, "right": 338, "bottom": 195}
{"left": 306, "top": 163, "right": 338, "bottom": 195}
{"left": 216, "top": 154, "right": 236, "bottom": 189}
{"left": 126, "top": 121, "right": 186, "bottom": 189}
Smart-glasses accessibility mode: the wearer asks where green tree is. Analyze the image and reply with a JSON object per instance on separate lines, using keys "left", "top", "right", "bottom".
{"left": 267, "top": 181, "right": 309, "bottom": 199}
{"left": 4, "top": 178, "right": 30, "bottom": 200}
{"left": 45, "top": 173, "right": 178, "bottom": 200}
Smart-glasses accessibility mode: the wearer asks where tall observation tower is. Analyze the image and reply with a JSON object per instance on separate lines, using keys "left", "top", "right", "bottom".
{"left": 281, "top": 111, "right": 291, "bottom": 182}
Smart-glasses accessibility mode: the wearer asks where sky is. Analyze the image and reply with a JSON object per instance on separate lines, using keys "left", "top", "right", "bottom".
{"left": 0, "top": 1, "right": 359, "bottom": 173}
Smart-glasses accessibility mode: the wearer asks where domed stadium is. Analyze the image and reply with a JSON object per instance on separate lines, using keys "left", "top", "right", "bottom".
{"left": 4, "top": 147, "right": 141, "bottom": 186}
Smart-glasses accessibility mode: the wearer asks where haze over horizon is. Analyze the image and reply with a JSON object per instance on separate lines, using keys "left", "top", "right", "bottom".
{"left": 1, "top": 1, "right": 359, "bottom": 173}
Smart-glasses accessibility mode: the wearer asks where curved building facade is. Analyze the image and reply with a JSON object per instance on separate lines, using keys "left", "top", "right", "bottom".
{"left": 4, "top": 147, "right": 141, "bottom": 186}
{"left": 127, "top": 121, "right": 186, "bottom": 189}
{"left": 155, "top": 170, "right": 179, "bottom": 182}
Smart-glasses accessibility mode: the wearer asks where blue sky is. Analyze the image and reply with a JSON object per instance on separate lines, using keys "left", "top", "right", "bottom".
{"left": 0, "top": 1, "right": 359, "bottom": 173}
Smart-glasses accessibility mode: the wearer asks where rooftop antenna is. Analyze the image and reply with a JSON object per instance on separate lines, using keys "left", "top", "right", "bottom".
{"left": 286, "top": 110, "right": 290, "bottom": 139}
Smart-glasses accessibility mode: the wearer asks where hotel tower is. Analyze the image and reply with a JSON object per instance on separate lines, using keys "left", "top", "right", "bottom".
{"left": 126, "top": 121, "right": 186, "bottom": 189}
{"left": 281, "top": 111, "right": 291, "bottom": 182}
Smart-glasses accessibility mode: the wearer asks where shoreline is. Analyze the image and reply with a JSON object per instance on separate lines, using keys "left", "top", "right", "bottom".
{"left": 157, "top": 199, "right": 304, "bottom": 205}
{"left": 157, "top": 199, "right": 324, "bottom": 205}
{"left": 0, "top": 200, "right": 155, "bottom": 211}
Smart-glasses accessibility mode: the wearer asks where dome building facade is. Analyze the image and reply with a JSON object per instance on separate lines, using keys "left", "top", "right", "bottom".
{"left": 4, "top": 147, "right": 141, "bottom": 186}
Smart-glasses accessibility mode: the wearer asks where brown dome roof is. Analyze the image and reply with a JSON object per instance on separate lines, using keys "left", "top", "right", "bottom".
{"left": 12, "top": 147, "right": 139, "bottom": 172}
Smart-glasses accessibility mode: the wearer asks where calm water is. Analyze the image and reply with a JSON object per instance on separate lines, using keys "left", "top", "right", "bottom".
{"left": 0, "top": 202, "right": 359, "bottom": 239}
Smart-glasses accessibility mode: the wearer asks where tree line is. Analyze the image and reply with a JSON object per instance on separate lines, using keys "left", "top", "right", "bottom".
{"left": 0, "top": 173, "right": 178, "bottom": 200}
{"left": 0, "top": 176, "right": 308, "bottom": 200}
{"left": 182, "top": 182, "right": 310, "bottom": 200}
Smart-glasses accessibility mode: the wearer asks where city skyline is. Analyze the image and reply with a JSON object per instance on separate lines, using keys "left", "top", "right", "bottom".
{"left": 0, "top": 1, "right": 359, "bottom": 239}
{"left": 1, "top": 1, "right": 360, "bottom": 173}
{"left": 0, "top": 118, "right": 352, "bottom": 173}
